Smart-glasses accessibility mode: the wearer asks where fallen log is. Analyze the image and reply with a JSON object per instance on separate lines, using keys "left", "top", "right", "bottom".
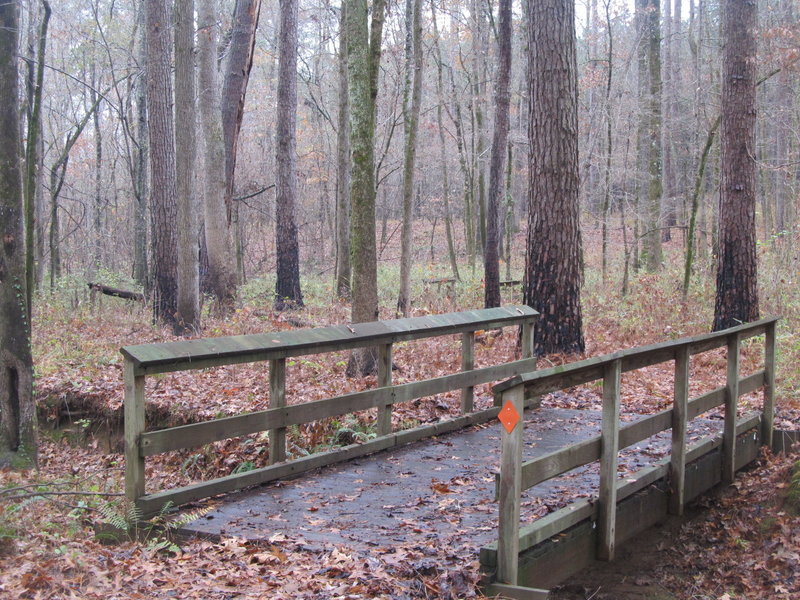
{"left": 87, "top": 282, "right": 145, "bottom": 302}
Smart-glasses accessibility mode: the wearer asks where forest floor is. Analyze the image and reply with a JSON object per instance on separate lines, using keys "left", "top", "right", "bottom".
{"left": 2, "top": 236, "right": 800, "bottom": 598}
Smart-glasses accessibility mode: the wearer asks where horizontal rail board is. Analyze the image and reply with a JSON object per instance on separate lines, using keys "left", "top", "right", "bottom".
{"left": 140, "top": 357, "right": 537, "bottom": 456}
{"left": 519, "top": 373, "right": 765, "bottom": 491}
{"left": 493, "top": 317, "right": 777, "bottom": 396}
{"left": 123, "top": 306, "right": 538, "bottom": 375}
{"left": 137, "top": 406, "right": 502, "bottom": 516}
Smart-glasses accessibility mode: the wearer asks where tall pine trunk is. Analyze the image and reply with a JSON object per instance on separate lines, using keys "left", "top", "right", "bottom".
{"left": 524, "top": 0, "right": 584, "bottom": 356}
{"left": 712, "top": 0, "right": 758, "bottom": 330}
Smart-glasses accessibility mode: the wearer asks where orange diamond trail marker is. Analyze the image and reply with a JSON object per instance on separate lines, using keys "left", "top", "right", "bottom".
{"left": 498, "top": 400, "right": 521, "bottom": 434}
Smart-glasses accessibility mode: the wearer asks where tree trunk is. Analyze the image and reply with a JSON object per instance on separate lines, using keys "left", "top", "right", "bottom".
{"left": 22, "top": 0, "right": 49, "bottom": 315}
{"left": 146, "top": 0, "right": 179, "bottom": 330}
{"left": 221, "top": 0, "right": 261, "bottom": 221}
{"left": 0, "top": 0, "right": 36, "bottom": 468}
{"left": 274, "top": 0, "right": 304, "bottom": 310}
{"left": 523, "top": 0, "right": 584, "bottom": 356}
{"left": 90, "top": 61, "right": 103, "bottom": 276}
{"left": 133, "top": 1, "right": 149, "bottom": 290}
{"left": 334, "top": 3, "right": 351, "bottom": 299}
{"left": 174, "top": 0, "right": 200, "bottom": 333}
{"left": 640, "top": 0, "right": 663, "bottom": 272}
{"left": 712, "top": 0, "right": 758, "bottom": 331}
{"left": 483, "top": 0, "right": 511, "bottom": 308}
{"left": 198, "top": 0, "right": 236, "bottom": 313}
{"left": 429, "top": 0, "right": 459, "bottom": 282}
{"left": 396, "top": 0, "right": 423, "bottom": 317}
{"left": 346, "top": 0, "right": 386, "bottom": 377}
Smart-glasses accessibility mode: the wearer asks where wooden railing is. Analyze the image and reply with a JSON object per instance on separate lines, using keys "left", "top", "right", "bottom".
{"left": 486, "top": 317, "right": 778, "bottom": 597}
{"left": 123, "top": 306, "right": 539, "bottom": 515}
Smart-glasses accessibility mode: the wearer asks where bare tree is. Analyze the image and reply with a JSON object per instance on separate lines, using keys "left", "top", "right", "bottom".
{"left": 0, "top": 0, "right": 36, "bottom": 468}
{"left": 483, "top": 0, "right": 511, "bottom": 308}
{"left": 274, "top": 0, "right": 303, "bottom": 310}
{"left": 396, "top": 0, "right": 423, "bottom": 317}
{"left": 175, "top": 0, "right": 200, "bottom": 332}
{"left": 712, "top": 0, "right": 758, "bottom": 330}
{"left": 334, "top": 3, "right": 351, "bottom": 299}
{"left": 523, "top": 0, "right": 585, "bottom": 356}
{"left": 345, "top": 0, "right": 387, "bottom": 376}
{"left": 198, "top": 0, "right": 236, "bottom": 311}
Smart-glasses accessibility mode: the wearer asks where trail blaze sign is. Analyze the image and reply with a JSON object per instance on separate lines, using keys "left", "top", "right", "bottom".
{"left": 498, "top": 400, "right": 521, "bottom": 434}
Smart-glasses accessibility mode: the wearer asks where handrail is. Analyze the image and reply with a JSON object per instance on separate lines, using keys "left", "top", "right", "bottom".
{"left": 123, "top": 306, "right": 538, "bottom": 375}
{"left": 490, "top": 317, "right": 778, "bottom": 587}
{"left": 123, "top": 306, "right": 539, "bottom": 515}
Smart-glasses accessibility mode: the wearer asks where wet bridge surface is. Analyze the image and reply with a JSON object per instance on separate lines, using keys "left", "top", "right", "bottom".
{"left": 182, "top": 406, "right": 721, "bottom": 554}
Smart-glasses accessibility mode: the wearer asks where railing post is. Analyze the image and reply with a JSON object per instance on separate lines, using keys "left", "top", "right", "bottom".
{"left": 723, "top": 333, "right": 740, "bottom": 484}
{"left": 124, "top": 359, "right": 146, "bottom": 504}
{"left": 670, "top": 345, "right": 689, "bottom": 516}
{"left": 762, "top": 320, "right": 776, "bottom": 450}
{"left": 521, "top": 319, "right": 534, "bottom": 360}
{"left": 461, "top": 331, "right": 475, "bottom": 413}
{"left": 598, "top": 358, "right": 621, "bottom": 561}
{"left": 497, "top": 384, "right": 524, "bottom": 585}
{"left": 269, "top": 358, "right": 287, "bottom": 464}
{"left": 377, "top": 343, "right": 393, "bottom": 435}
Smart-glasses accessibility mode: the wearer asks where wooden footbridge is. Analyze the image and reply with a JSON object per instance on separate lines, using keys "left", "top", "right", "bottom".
{"left": 121, "top": 307, "right": 778, "bottom": 598}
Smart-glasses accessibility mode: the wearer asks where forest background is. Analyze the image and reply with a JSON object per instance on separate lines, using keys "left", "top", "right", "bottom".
{"left": 1, "top": 0, "right": 800, "bottom": 598}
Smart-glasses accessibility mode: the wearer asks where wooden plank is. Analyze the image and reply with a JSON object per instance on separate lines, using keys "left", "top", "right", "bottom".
{"left": 138, "top": 405, "right": 502, "bottom": 516}
{"left": 670, "top": 345, "right": 689, "bottom": 516}
{"left": 520, "top": 437, "right": 601, "bottom": 491}
{"left": 140, "top": 356, "right": 537, "bottom": 456}
{"left": 723, "top": 334, "right": 740, "bottom": 484}
{"left": 497, "top": 386, "right": 525, "bottom": 586}
{"left": 763, "top": 321, "right": 776, "bottom": 449}
{"left": 619, "top": 410, "right": 672, "bottom": 449}
{"left": 598, "top": 359, "right": 621, "bottom": 561}
{"left": 377, "top": 344, "right": 393, "bottom": 436}
{"left": 461, "top": 331, "right": 475, "bottom": 413}
{"left": 124, "top": 361, "right": 146, "bottom": 502}
{"left": 268, "top": 358, "right": 286, "bottom": 464}
{"left": 122, "top": 306, "right": 538, "bottom": 375}
{"left": 484, "top": 583, "right": 549, "bottom": 600}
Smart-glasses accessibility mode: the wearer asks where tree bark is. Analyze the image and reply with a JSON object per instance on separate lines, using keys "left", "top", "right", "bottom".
{"left": 133, "top": 1, "right": 149, "bottom": 290}
{"left": 174, "top": 0, "right": 200, "bottom": 333}
{"left": 396, "top": 0, "right": 423, "bottom": 317}
{"left": 346, "top": 0, "right": 386, "bottom": 376}
{"left": 274, "top": 0, "right": 304, "bottom": 310}
{"left": 484, "top": 0, "right": 512, "bottom": 309}
{"left": 712, "top": 0, "right": 758, "bottom": 331}
{"left": 523, "top": 0, "right": 585, "bottom": 356}
{"left": 198, "top": 0, "right": 236, "bottom": 313}
{"left": 22, "top": 0, "right": 48, "bottom": 317}
{"left": 0, "top": 0, "right": 36, "bottom": 468}
{"left": 429, "top": 0, "right": 459, "bottom": 282}
{"left": 221, "top": 0, "right": 261, "bottom": 221}
{"left": 146, "top": 0, "right": 179, "bottom": 330}
{"left": 641, "top": 0, "right": 663, "bottom": 272}
{"left": 334, "top": 3, "right": 351, "bottom": 299}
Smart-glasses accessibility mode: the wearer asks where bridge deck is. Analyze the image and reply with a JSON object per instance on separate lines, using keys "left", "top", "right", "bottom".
{"left": 181, "top": 406, "right": 720, "bottom": 553}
